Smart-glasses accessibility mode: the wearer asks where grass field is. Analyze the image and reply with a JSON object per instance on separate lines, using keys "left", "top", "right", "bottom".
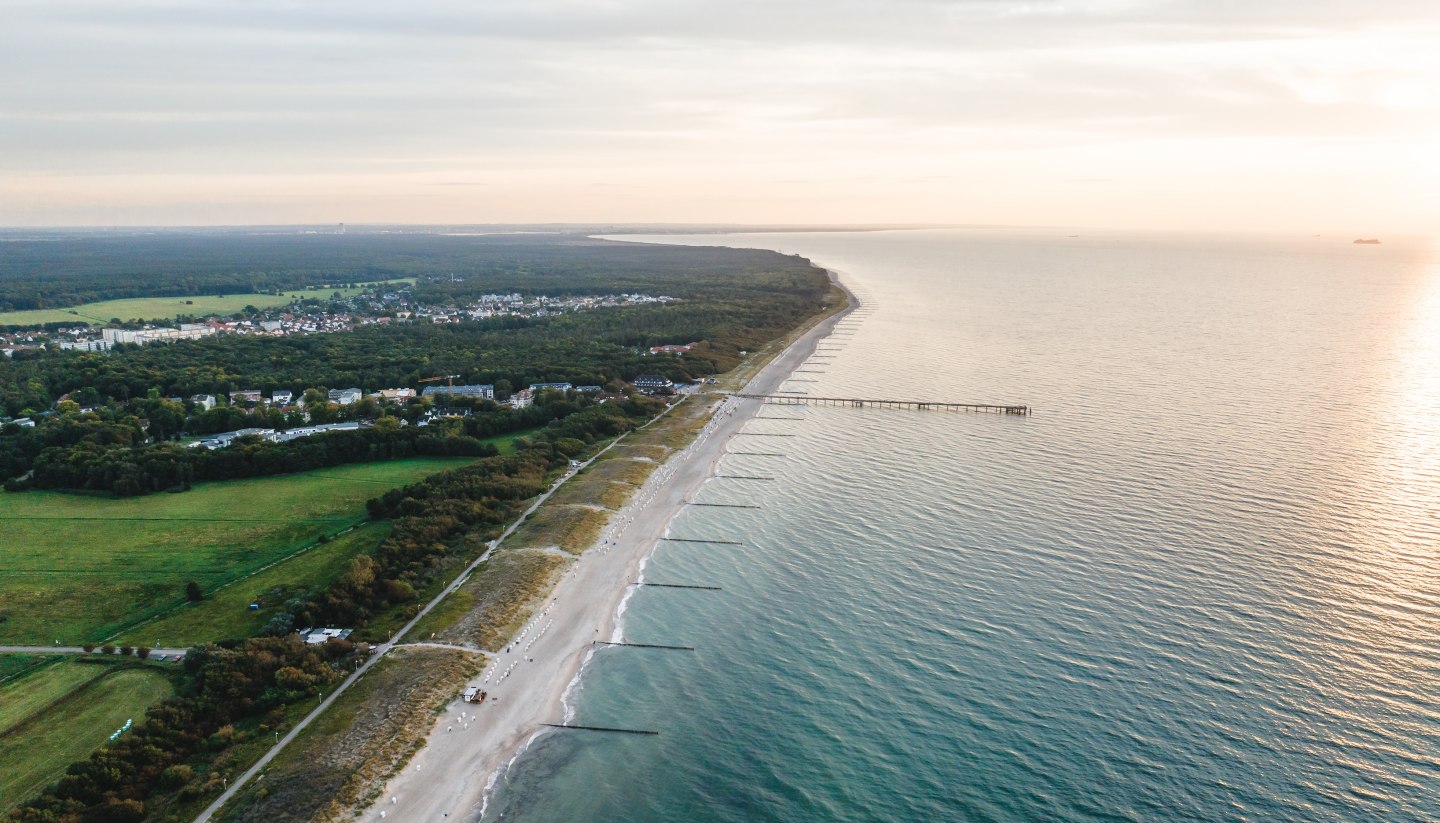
{"left": 0, "top": 653, "right": 47, "bottom": 683}
{"left": 0, "top": 458, "right": 471, "bottom": 645}
{"left": 0, "top": 279, "right": 414, "bottom": 326}
{"left": 114, "top": 522, "right": 391, "bottom": 647}
{"left": 0, "top": 661, "right": 174, "bottom": 812}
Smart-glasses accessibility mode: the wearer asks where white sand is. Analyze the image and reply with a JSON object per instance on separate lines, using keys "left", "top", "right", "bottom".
{"left": 360, "top": 280, "right": 851, "bottom": 823}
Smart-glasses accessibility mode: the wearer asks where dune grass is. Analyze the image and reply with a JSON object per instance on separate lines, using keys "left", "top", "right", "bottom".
{"left": 405, "top": 549, "right": 569, "bottom": 651}
{"left": 217, "top": 647, "right": 483, "bottom": 823}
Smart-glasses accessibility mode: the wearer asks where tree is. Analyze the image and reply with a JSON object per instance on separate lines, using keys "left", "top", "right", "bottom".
{"left": 186, "top": 581, "right": 204, "bottom": 602}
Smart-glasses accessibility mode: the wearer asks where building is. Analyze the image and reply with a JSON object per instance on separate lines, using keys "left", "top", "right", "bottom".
{"left": 189, "top": 394, "right": 217, "bottom": 411}
{"left": 421, "top": 384, "right": 494, "bottom": 400}
{"left": 101, "top": 324, "right": 214, "bottom": 346}
{"left": 271, "top": 390, "right": 293, "bottom": 405}
{"left": 373, "top": 387, "right": 418, "bottom": 402}
{"left": 649, "top": 343, "right": 694, "bottom": 355}
{"left": 328, "top": 388, "right": 363, "bottom": 405}
{"left": 633, "top": 374, "right": 674, "bottom": 393}
{"left": 55, "top": 339, "right": 111, "bottom": 352}
{"left": 529, "top": 382, "right": 573, "bottom": 393}
{"left": 507, "top": 388, "right": 534, "bottom": 409}
{"left": 575, "top": 385, "right": 603, "bottom": 393}
{"left": 229, "top": 390, "right": 263, "bottom": 405}
{"left": 297, "top": 627, "right": 352, "bottom": 645}
{"left": 189, "top": 427, "right": 277, "bottom": 450}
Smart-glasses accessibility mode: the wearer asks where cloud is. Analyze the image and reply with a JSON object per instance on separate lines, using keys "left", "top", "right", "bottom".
{"left": 1, "top": 0, "right": 1437, "bottom": 228}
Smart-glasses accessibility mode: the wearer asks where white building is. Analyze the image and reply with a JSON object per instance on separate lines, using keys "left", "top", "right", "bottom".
{"left": 102, "top": 324, "right": 214, "bottom": 346}
{"left": 328, "top": 388, "right": 363, "bottom": 405}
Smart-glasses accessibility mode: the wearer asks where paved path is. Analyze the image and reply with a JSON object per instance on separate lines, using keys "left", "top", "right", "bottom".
{"left": 0, "top": 645, "right": 189, "bottom": 658}
{"left": 193, "top": 411, "right": 669, "bottom": 823}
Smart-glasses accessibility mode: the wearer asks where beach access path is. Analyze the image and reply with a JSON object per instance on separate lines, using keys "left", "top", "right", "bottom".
{"left": 353, "top": 277, "right": 853, "bottom": 823}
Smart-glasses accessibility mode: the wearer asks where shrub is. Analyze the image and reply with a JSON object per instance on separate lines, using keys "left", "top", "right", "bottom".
{"left": 101, "top": 644, "right": 116, "bottom": 654}
{"left": 186, "top": 580, "right": 204, "bottom": 602}
{"left": 119, "top": 646, "right": 133, "bottom": 656}
{"left": 82, "top": 643, "right": 96, "bottom": 652}
{"left": 159, "top": 764, "right": 194, "bottom": 789}
{"left": 137, "top": 646, "right": 152, "bottom": 659}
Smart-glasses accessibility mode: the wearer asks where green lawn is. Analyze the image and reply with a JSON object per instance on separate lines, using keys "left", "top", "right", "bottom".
{"left": 0, "top": 653, "right": 47, "bottom": 683}
{"left": 0, "top": 662, "right": 174, "bottom": 813}
{"left": 115, "top": 522, "right": 390, "bottom": 647}
{"left": 0, "top": 279, "right": 414, "bottom": 326}
{"left": 0, "top": 457, "right": 471, "bottom": 644}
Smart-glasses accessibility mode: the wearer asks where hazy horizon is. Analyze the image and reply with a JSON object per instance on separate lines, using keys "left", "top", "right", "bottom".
{"left": 4, "top": 1, "right": 1437, "bottom": 233}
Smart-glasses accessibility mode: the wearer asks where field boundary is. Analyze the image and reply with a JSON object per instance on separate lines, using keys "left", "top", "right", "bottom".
{"left": 0, "top": 662, "right": 156, "bottom": 742}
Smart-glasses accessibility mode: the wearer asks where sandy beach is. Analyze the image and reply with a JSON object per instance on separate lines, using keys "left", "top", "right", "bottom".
{"left": 357, "top": 275, "right": 852, "bottom": 822}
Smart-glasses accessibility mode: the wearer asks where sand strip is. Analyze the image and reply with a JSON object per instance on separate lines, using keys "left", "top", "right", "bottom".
{"left": 357, "top": 273, "right": 855, "bottom": 823}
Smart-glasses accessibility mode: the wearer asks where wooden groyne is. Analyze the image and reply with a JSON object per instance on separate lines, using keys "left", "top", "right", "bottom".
{"left": 686, "top": 502, "right": 761, "bottom": 509}
{"left": 542, "top": 724, "right": 659, "bottom": 736}
{"left": 640, "top": 583, "right": 723, "bottom": 590}
{"left": 739, "top": 394, "right": 1029, "bottom": 415}
{"left": 595, "top": 641, "right": 696, "bottom": 651}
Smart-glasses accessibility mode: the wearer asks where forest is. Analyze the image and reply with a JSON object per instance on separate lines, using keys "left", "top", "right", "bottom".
{"left": 0, "top": 231, "right": 823, "bottom": 311}
{"left": 0, "top": 234, "right": 832, "bottom": 490}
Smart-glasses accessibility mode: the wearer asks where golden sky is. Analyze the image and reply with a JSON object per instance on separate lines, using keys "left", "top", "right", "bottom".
{"left": 3, "top": 0, "right": 1437, "bottom": 232}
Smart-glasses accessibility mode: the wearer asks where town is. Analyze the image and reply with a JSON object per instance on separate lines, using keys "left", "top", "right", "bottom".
{"left": 1, "top": 286, "right": 679, "bottom": 355}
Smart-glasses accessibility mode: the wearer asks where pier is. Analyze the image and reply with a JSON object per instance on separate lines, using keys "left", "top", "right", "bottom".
{"left": 639, "top": 583, "right": 723, "bottom": 590}
{"left": 740, "top": 393, "right": 1029, "bottom": 415}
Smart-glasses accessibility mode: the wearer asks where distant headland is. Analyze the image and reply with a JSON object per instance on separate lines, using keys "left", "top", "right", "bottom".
{"left": 1352, "top": 238, "right": 1381, "bottom": 244}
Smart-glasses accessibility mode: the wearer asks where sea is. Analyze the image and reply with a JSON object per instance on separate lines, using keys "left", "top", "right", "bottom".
{"left": 481, "top": 228, "right": 1440, "bottom": 822}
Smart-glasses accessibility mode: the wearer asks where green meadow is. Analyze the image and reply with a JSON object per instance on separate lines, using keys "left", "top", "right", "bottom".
{"left": 0, "top": 659, "right": 174, "bottom": 812}
{"left": 0, "top": 457, "right": 470, "bottom": 645}
{"left": 0, "top": 279, "right": 414, "bottom": 326}
{"left": 114, "top": 521, "right": 390, "bottom": 647}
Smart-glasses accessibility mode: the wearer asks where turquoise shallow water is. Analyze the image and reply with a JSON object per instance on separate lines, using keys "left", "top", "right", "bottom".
{"left": 483, "top": 229, "right": 1440, "bottom": 822}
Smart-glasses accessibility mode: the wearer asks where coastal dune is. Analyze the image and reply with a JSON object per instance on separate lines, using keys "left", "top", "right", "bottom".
{"left": 358, "top": 276, "right": 852, "bottom": 822}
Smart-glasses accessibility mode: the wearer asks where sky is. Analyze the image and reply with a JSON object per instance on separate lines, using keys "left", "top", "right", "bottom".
{"left": 2, "top": 0, "right": 1437, "bottom": 232}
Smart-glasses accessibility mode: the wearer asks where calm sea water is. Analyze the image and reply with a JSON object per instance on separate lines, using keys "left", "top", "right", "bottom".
{"left": 482, "top": 229, "right": 1440, "bottom": 822}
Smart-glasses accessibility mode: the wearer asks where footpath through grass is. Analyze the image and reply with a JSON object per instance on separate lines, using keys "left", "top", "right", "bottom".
{"left": 0, "top": 661, "right": 174, "bottom": 813}
{"left": 0, "top": 457, "right": 470, "bottom": 645}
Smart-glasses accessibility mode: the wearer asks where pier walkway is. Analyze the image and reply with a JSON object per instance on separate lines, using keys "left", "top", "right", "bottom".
{"left": 737, "top": 394, "right": 1029, "bottom": 415}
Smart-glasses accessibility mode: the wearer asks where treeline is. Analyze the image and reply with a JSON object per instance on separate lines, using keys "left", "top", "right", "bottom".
{"left": 0, "top": 232, "right": 824, "bottom": 311}
{"left": 0, "top": 235, "right": 829, "bottom": 416}
{"left": 11, "top": 393, "right": 611, "bottom": 497}
{"left": 8, "top": 637, "right": 356, "bottom": 823}
{"left": 269, "top": 396, "right": 659, "bottom": 635}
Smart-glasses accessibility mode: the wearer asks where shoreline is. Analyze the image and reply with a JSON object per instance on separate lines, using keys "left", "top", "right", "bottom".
{"left": 357, "top": 270, "right": 857, "bottom": 823}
